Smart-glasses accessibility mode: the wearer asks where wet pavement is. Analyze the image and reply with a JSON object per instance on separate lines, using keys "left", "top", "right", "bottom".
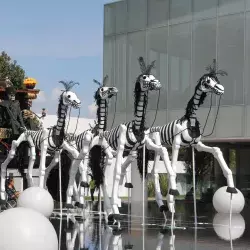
{"left": 50, "top": 199, "right": 250, "bottom": 250}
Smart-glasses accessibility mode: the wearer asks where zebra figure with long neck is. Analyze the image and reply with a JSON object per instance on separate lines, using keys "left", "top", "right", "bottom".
{"left": 0, "top": 81, "right": 81, "bottom": 202}
{"left": 94, "top": 57, "right": 178, "bottom": 220}
{"left": 65, "top": 76, "right": 118, "bottom": 208}
{"left": 145, "top": 59, "right": 238, "bottom": 213}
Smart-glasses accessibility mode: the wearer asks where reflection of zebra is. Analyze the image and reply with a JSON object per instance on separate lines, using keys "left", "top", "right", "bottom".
{"left": 0, "top": 81, "right": 81, "bottom": 202}
{"left": 66, "top": 211, "right": 92, "bottom": 250}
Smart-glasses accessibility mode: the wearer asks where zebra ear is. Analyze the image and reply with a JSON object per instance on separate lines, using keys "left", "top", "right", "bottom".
{"left": 93, "top": 79, "right": 101, "bottom": 86}
{"left": 145, "top": 60, "right": 156, "bottom": 75}
{"left": 138, "top": 57, "right": 147, "bottom": 74}
{"left": 59, "top": 80, "right": 79, "bottom": 91}
{"left": 102, "top": 75, "right": 108, "bottom": 86}
{"left": 216, "top": 69, "right": 228, "bottom": 76}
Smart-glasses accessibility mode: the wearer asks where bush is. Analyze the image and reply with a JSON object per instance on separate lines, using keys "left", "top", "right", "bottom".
{"left": 147, "top": 173, "right": 168, "bottom": 197}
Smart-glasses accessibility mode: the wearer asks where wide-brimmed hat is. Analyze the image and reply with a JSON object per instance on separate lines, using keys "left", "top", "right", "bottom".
{"left": 5, "top": 86, "right": 16, "bottom": 95}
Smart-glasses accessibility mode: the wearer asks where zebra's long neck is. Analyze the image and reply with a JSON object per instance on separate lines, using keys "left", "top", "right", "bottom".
{"left": 98, "top": 99, "right": 107, "bottom": 133}
{"left": 134, "top": 91, "right": 147, "bottom": 131}
{"left": 185, "top": 85, "right": 203, "bottom": 126}
{"left": 55, "top": 102, "right": 68, "bottom": 136}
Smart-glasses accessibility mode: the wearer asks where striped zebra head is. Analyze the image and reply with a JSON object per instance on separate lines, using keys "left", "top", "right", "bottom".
{"left": 137, "top": 56, "right": 161, "bottom": 91}
{"left": 200, "top": 75, "right": 224, "bottom": 96}
{"left": 61, "top": 90, "right": 81, "bottom": 109}
{"left": 96, "top": 86, "right": 118, "bottom": 100}
{"left": 93, "top": 75, "right": 118, "bottom": 100}
{"left": 138, "top": 74, "right": 161, "bottom": 92}
{"left": 200, "top": 59, "right": 227, "bottom": 96}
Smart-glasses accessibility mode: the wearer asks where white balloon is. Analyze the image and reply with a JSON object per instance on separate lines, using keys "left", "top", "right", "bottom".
{"left": 0, "top": 207, "right": 58, "bottom": 250}
{"left": 17, "top": 187, "right": 54, "bottom": 217}
{"left": 213, "top": 213, "right": 245, "bottom": 241}
{"left": 212, "top": 186, "right": 245, "bottom": 213}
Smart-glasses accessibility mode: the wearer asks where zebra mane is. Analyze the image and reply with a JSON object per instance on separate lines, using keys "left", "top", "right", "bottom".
{"left": 93, "top": 92, "right": 107, "bottom": 134}
{"left": 184, "top": 75, "right": 207, "bottom": 119}
{"left": 133, "top": 80, "right": 148, "bottom": 133}
{"left": 138, "top": 57, "right": 156, "bottom": 75}
{"left": 132, "top": 57, "right": 157, "bottom": 133}
{"left": 55, "top": 96, "right": 68, "bottom": 143}
{"left": 59, "top": 80, "right": 79, "bottom": 91}
{"left": 205, "top": 59, "right": 228, "bottom": 77}
{"left": 92, "top": 76, "right": 109, "bottom": 134}
{"left": 93, "top": 75, "right": 108, "bottom": 87}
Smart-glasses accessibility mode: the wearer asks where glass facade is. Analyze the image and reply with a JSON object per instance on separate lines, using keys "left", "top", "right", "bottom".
{"left": 104, "top": 0, "right": 250, "bottom": 138}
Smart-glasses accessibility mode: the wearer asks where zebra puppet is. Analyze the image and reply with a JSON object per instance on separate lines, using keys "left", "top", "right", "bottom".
{"left": 0, "top": 81, "right": 81, "bottom": 202}
{"left": 64, "top": 76, "right": 118, "bottom": 208}
{"left": 89, "top": 57, "right": 178, "bottom": 221}
{"left": 144, "top": 59, "right": 237, "bottom": 213}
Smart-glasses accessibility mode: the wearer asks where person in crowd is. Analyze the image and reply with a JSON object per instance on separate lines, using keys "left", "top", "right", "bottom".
{"left": 0, "top": 86, "right": 26, "bottom": 138}
{"left": 185, "top": 187, "right": 194, "bottom": 201}
{"left": 89, "top": 174, "right": 96, "bottom": 202}
{"left": 5, "top": 177, "right": 20, "bottom": 202}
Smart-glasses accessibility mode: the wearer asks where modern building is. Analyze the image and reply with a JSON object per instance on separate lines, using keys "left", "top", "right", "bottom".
{"left": 103, "top": 0, "right": 250, "bottom": 196}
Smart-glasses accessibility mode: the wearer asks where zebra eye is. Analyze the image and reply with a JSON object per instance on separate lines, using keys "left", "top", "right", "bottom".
{"left": 67, "top": 95, "right": 71, "bottom": 98}
{"left": 207, "top": 79, "right": 210, "bottom": 83}
{"left": 101, "top": 88, "right": 104, "bottom": 91}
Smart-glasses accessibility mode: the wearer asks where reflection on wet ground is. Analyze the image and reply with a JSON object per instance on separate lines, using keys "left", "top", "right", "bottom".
{"left": 50, "top": 200, "right": 250, "bottom": 250}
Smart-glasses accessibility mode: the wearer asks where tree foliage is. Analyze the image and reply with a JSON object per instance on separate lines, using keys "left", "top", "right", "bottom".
{"left": 147, "top": 174, "right": 168, "bottom": 197}
{"left": 0, "top": 51, "right": 26, "bottom": 89}
{"left": 184, "top": 147, "right": 213, "bottom": 184}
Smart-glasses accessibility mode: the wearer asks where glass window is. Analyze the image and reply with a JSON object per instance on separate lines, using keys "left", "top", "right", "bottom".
{"left": 169, "top": 0, "right": 192, "bottom": 25}
{"left": 247, "top": 0, "right": 250, "bottom": 11}
{"left": 147, "top": 0, "right": 169, "bottom": 28}
{"left": 193, "top": 0, "right": 217, "bottom": 21}
{"left": 103, "top": 36, "right": 115, "bottom": 112}
{"left": 115, "top": 1, "right": 127, "bottom": 34}
{"left": 127, "top": 0, "right": 147, "bottom": 32}
{"left": 114, "top": 34, "right": 127, "bottom": 113}
{"left": 127, "top": 31, "right": 146, "bottom": 114}
{"left": 218, "top": 14, "right": 244, "bottom": 105}
{"left": 104, "top": 4, "right": 115, "bottom": 36}
{"left": 192, "top": 19, "right": 217, "bottom": 108}
{"left": 245, "top": 12, "right": 250, "bottom": 105}
{"left": 215, "top": 106, "right": 243, "bottom": 137}
{"left": 168, "top": 23, "right": 191, "bottom": 109}
{"left": 219, "top": 0, "right": 245, "bottom": 16}
{"left": 147, "top": 26, "right": 168, "bottom": 110}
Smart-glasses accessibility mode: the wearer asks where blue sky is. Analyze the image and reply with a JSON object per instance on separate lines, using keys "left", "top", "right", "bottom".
{"left": 0, "top": 0, "right": 115, "bottom": 117}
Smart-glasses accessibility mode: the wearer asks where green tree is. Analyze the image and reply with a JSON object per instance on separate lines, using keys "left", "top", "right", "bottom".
{"left": 147, "top": 174, "right": 168, "bottom": 197}
{"left": 184, "top": 147, "right": 213, "bottom": 185}
{"left": 0, "top": 51, "right": 25, "bottom": 89}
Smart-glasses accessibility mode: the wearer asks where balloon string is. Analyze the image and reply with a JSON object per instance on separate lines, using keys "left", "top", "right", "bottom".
{"left": 58, "top": 153, "right": 62, "bottom": 218}
{"left": 229, "top": 194, "right": 233, "bottom": 250}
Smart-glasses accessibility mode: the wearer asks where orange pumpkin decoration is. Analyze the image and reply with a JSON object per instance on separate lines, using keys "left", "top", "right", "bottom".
{"left": 23, "top": 77, "right": 37, "bottom": 89}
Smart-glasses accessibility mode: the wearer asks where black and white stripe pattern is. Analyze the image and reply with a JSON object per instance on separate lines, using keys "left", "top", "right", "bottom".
{"left": 65, "top": 130, "right": 92, "bottom": 152}
{"left": 150, "top": 120, "right": 181, "bottom": 146}
{"left": 149, "top": 80, "right": 206, "bottom": 146}
{"left": 102, "top": 122, "right": 139, "bottom": 152}
{"left": 98, "top": 99, "right": 107, "bottom": 132}
{"left": 101, "top": 89, "right": 147, "bottom": 153}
